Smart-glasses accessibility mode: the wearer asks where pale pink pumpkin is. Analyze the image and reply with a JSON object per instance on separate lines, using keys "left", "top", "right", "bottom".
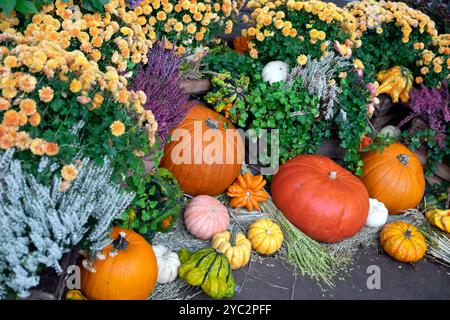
{"left": 184, "top": 195, "right": 230, "bottom": 240}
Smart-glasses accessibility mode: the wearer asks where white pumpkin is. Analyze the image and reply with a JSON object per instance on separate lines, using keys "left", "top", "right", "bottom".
{"left": 365, "top": 198, "right": 388, "bottom": 228}
{"left": 380, "top": 125, "right": 401, "bottom": 140}
{"left": 153, "top": 244, "right": 180, "bottom": 284}
{"left": 261, "top": 61, "right": 289, "bottom": 84}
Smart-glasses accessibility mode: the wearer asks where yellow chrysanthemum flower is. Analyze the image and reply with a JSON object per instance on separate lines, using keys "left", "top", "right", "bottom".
{"left": 297, "top": 54, "right": 308, "bottom": 65}
{"left": 61, "top": 164, "right": 78, "bottom": 181}
{"left": 110, "top": 120, "right": 126, "bottom": 137}
{"left": 69, "top": 79, "right": 82, "bottom": 93}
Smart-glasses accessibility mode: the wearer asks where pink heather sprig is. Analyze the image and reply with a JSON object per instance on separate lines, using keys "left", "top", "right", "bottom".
{"left": 399, "top": 82, "right": 450, "bottom": 139}
{"left": 131, "top": 40, "right": 191, "bottom": 143}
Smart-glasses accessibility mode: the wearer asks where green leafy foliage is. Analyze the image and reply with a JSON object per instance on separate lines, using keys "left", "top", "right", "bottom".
{"left": 401, "top": 128, "right": 450, "bottom": 177}
{"left": 205, "top": 72, "right": 249, "bottom": 124}
{"left": 335, "top": 74, "right": 371, "bottom": 175}
{"left": 79, "top": 0, "right": 110, "bottom": 13}
{"left": 238, "top": 76, "right": 325, "bottom": 163}
{"left": 0, "top": 0, "right": 40, "bottom": 16}
{"left": 118, "top": 168, "right": 185, "bottom": 240}
{"left": 203, "top": 46, "right": 263, "bottom": 81}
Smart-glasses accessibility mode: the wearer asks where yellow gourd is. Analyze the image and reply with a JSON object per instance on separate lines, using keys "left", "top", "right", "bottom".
{"left": 426, "top": 209, "right": 450, "bottom": 233}
{"left": 247, "top": 219, "right": 283, "bottom": 255}
{"left": 376, "top": 66, "right": 413, "bottom": 103}
{"left": 211, "top": 225, "right": 252, "bottom": 270}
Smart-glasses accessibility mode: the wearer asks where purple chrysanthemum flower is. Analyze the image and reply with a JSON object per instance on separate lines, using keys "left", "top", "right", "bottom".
{"left": 131, "top": 41, "right": 191, "bottom": 143}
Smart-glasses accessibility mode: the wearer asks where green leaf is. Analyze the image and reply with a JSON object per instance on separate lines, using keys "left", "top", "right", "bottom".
{"left": 142, "top": 211, "right": 150, "bottom": 221}
{"left": 149, "top": 201, "right": 158, "bottom": 209}
{"left": 0, "top": 0, "right": 17, "bottom": 16}
{"left": 15, "top": 0, "right": 37, "bottom": 15}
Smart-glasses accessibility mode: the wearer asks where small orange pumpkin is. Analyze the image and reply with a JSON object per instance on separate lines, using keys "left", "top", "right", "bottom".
{"left": 81, "top": 227, "right": 158, "bottom": 300}
{"left": 380, "top": 221, "right": 427, "bottom": 262}
{"left": 361, "top": 143, "right": 425, "bottom": 214}
{"left": 227, "top": 173, "right": 269, "bottom": 211}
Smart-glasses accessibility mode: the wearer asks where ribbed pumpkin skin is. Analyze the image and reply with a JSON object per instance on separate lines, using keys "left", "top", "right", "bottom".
{"left": 81, "top": 227, "right": 157, "bottom": 300}
{"left": 361, "top": 143, "right": 425, "bottom": 214}
{"left": 380, "top": 221, "right": 426, "bottom": 262}
{"left": 160, "top": 103, "right": 244, "bottom": 196}
{"left": 184, "top": 195, "right": 230, "bottom": 240}
{"left": 271, "top": 154, "right": 369, "bottom": 243}
{"left": 247, "top": 219, "right": 283, "bottom": 255}
{"left": 211, "top": 228, "right": 252, "bottom": 269}
{"left": 178, "top": 247, "right": 236, "bottom": 299}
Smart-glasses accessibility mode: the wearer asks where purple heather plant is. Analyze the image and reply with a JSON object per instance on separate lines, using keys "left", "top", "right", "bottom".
{"left": 128, "top": 0, "right": 144, "bottom": 9}
{"left": 399, "top": 82, "right": 450, "bottom": 137}
{"left": 131, "top": 41, "right": 191, "bottom": 143}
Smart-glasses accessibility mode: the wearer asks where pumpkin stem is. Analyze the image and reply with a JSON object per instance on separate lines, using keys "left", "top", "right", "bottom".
{"left": 230, "top": 224, "right": 239, "bottom": 246}
{"left": 404, "top": 229, "right": 412, "bottom": 239}
{"left": 205, "top": 118, "right": 219, "bottom": 129}
{"left": 329, "top": 171, "right": 337, "bottom": 180}
{"left": 397, "top": 154, "right": 410, "bottom": 166}
{"left": 112, "top": 231, "right": 129, "bottom": 251}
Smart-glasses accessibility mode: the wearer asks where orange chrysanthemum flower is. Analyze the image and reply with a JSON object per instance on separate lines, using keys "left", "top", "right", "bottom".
{"left": 39, "top": 86, "right": 55, "bottom": 103}
{"left": 18, "top": 111, "right": 28, "bottom": 126}
{"left": 30, "top": 138, "right": 46, "bottom": 155}
{"left": 44, "top": 142, "right": 60, "bottom": 156}
{"left": 61, "top": 164, "right": 78, "bottom": 181}
{"left": 195, "top": 32, "right": 204, "bottom": 41}
{"left": 14, "top": 131, "right": 31, "bottom": 150}
{"left": 0, "top": 134, "right": 14, "bottom": 150}
{"left": 29, "top": 112, "right": 41, "bottom": 126}
{"left": 156, "top": 11, "right": 167, "bottom": 21}
{"left": 110, "top": 120, "right": 125, "bottom": 136}
{"left": 4, "top": 56, "right": 18, "bottom": 68}
{"left": 92, "top": 36, "right": 103, "bottom": 48}
{"left": 70, "top": 79, "right": 82, "bottom": 93}
{"left": 0, "top": 97, "right": 10, "bottom": 111}
{"left": 19, "top": 99, "right": 37, "bottom": 115}
{"left": 118, "top": 89, "right": 129, "bottom": 104}
{"left": 2, "top": 110, "right": 20, "bottom": 127}
{"left": 17, "top": 74, "right": 37, "bottom": 93}
{"left": 2, "top": 87, "right": 17, "bottom": 99}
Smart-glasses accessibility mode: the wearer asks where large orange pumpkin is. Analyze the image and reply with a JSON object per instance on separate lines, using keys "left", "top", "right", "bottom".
{"left": 81, "top": 227, "right": 158, "bottom": 300}
{"left": 160, "top": 103, "right": 244, "bottom": 196}
{"left": 271, "top": 154, "right": 369, "bottom": 243}
{"left": 361, "top": 143, "right": 425, "bottom": 214}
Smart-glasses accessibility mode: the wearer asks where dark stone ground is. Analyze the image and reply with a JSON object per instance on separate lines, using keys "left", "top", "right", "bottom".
{"left": 194, "top": 248, "right": 450, "bottom": 300}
